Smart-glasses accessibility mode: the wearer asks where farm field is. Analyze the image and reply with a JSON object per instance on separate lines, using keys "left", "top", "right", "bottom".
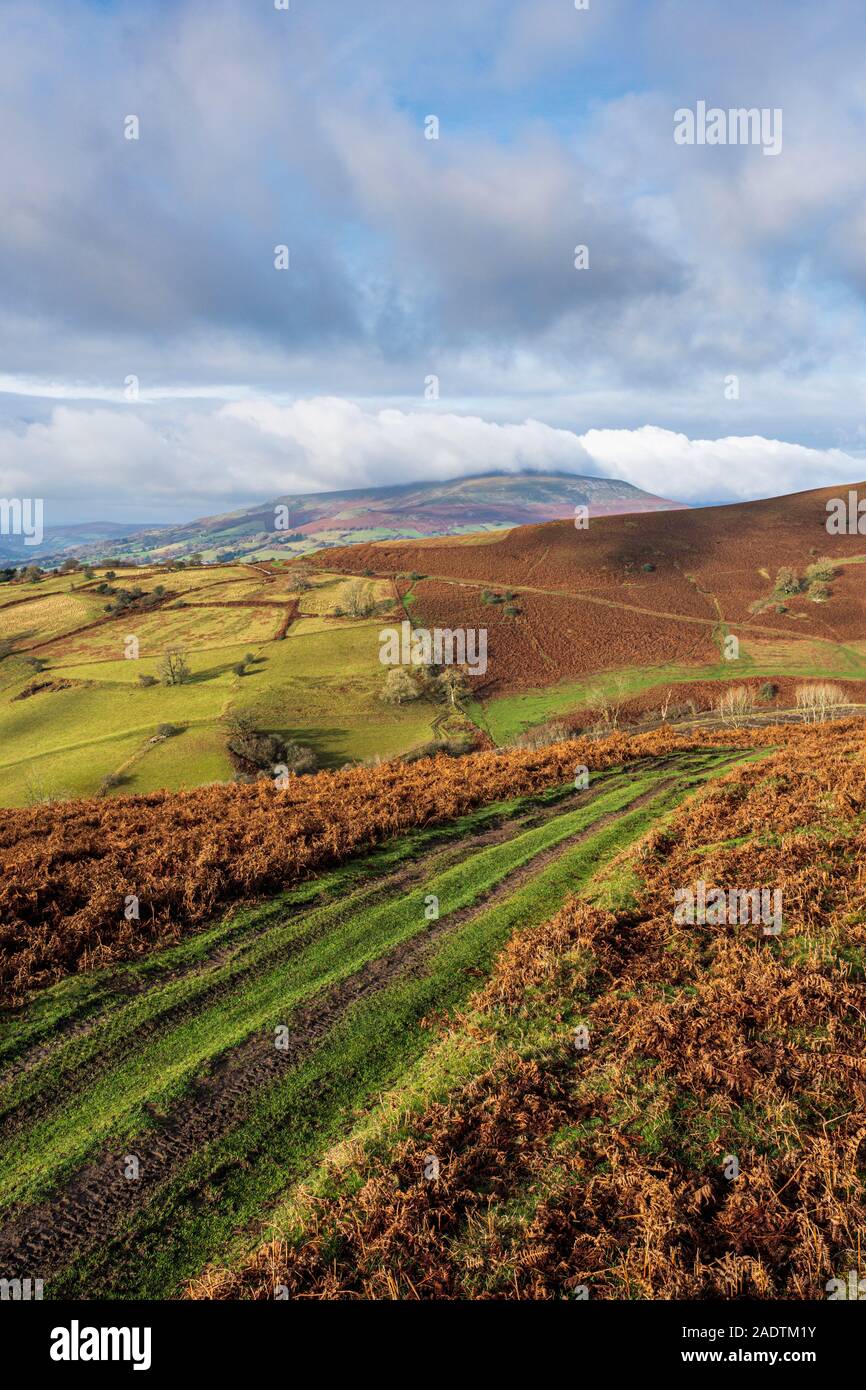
{"left": 1, "top": 484, "right": 864, "bottom": 803}
{"left": 0, "top": 718, "right": 861, "bottom": 1301}
{"left": 0, "top": 563, "right": 432, "bottom": 805}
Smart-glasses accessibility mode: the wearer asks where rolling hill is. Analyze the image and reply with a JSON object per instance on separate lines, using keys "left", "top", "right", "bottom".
{"left": 0, "top": 719, "right": 863, "bottom": 1302}
{"left": 0, "top": 480, "right": 863, "bottom": 805}
{"left": 11, "top": 471, "right": 683, "bottom": 567}
{"left": 318, "top": 480, "right": 866, "bottom": 741}
{"left": 0, "top": 484, "right": 865, "bottom": 1306}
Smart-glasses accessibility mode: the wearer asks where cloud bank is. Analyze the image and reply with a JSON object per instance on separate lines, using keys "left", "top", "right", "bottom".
{"left": 0, "top": 399, "right": 858, "bottom": 522}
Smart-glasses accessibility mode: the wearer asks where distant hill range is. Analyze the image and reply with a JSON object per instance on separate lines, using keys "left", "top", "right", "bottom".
{"left": 0, "top": 521, "right": 153, "bottom": 566}
{"left": 2, "top": 472, "right": 685, "bottom": 566}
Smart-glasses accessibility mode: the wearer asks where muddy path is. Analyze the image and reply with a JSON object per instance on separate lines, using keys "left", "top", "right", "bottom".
{"left": 0, "top": 764, "right": 644, "bottom": 1103}
{"left": 0, "top": 766, "right": 695, "bottom": 1287}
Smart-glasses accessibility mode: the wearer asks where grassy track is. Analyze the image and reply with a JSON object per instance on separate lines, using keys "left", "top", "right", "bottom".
{"left": 0, "top": 746, "right": 760, "bottom": 1297}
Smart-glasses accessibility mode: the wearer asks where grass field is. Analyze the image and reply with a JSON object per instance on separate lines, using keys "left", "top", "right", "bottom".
{"left": 0, "top": 566, "right": 435, "bottom": 804}
{"left": 475, "top": 639, "right": 866, "bottom": 743}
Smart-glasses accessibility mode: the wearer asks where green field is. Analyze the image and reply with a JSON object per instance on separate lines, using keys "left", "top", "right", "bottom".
{"left": 475, "top": 638, "right": 866, "bottom": 744}
{"left": 0, "top": 565, "right": 433, "bottom": 804}
{"left": 1, "top": 556, "right": 863, "bottom": 805}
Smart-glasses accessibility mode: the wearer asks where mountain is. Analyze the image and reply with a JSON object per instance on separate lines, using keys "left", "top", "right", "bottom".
{"left": 16, "top": 472, "right": 684, "bottom": 567}
{"left": 0, "top": 521, "right": 166, "bottom": 566}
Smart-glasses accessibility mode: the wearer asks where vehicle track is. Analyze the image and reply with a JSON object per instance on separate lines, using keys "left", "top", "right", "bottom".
{"left": 0, "top": 768, "right": 637, "bottom": 1102}
{"left": 0, "top": 769, "right": 690, "bottom": 1286}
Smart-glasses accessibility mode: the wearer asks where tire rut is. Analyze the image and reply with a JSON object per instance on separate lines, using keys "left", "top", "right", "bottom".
{"left": 0, "top": 774, "right": 628, "bottom": 1105}
{"left": 0, "top": 770, "right": 685, "bottom": 1286}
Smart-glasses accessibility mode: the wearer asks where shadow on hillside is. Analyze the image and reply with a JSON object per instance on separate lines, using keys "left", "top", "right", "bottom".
{"left": 185, "top": 657, "right": 264, "bottom": 683}
{"left": 270, "top": 724, "right": 360, "bottom": 770}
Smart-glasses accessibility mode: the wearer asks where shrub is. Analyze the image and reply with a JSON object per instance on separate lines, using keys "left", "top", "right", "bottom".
{"left": 805, "top": 557, "right": 837, "bottom": 584}
{"left": 512, "top": 718, "right": 576, "bottom": 750}
{"left": 224, "top": 712, "right": 287, "bottom": 772}
{"left": 759, "top": 681, "right": 779, "bottom": 702}
{"left": 808, "top": 582, "right": 831, "bottom": 603}
{"left": 773, "top": 567, "right": 803, "bottom": 597}
{"left": 282, "top": 742, "right": 317, "bottom": 776}
{"left": 137, "top": 674, "right": 158, "bottom": 688}
{"left": 156, "top": 723, "right": 182, "bottom": 738}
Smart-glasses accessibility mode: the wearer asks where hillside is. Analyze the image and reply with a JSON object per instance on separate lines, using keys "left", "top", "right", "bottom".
{"left": 0, "top": 562, "right": 435, "bottom": 806}
{"left": 318, "top": 480, "right": 866, "bottom": 741}
{"left": 20, "top": 472, "right": 683, "bottom": 567}
{"left": 0, "top": 481, "right": 864, "bottom": 806}
{"left": 0, "top": 719, "right": 863, "bottom": 1301}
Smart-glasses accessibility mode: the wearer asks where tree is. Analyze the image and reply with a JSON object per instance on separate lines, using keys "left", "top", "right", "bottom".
{"left": 158, "top": 646, "right": 191, "bottom": 686}
{"left": 292, "top": 560, "right": 314, "bottom": 592}
{"left": 343, "top": 579, "right": 372, "bottom": 618}
{"left": 585, "top": 674, "right": 629, "bottom": 731}
{"left": 381, "top": 666, "right": 424, "bottom": 704}
{"left": 437, "top": 665, "right": 471, "bottom": 709}
{"left": 716, "top": 685, "right": 753, "bottom": 728}
{"left": 795, "top": 682, "right": 845, "bottom": 724}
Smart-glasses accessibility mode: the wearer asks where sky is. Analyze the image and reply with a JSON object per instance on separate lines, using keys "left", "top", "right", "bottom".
{"left": 1, "top": 0, "right": 866, "bottom": 524}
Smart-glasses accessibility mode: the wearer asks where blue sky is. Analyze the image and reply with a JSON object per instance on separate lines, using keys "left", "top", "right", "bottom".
{"left": 1, "top": 0, "right": 865, "bottom": 522}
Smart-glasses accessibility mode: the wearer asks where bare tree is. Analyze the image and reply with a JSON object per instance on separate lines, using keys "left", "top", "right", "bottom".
{"left": 343, "top": 579, "right": 373, "bottom": 618}
{"left": 716, "top": 685, "right": 753, "bottom": 728}
{"left": 292, "top": 560, "right": 314, "bottom": 592}
{"left": 586, "top": 674, "right": 629, "bottom": 731}
{"left": 158, "top": 646, "right": 191, "bottom": 686}
{"left": 795, "top": 682, "right": 846, "bottom": 724}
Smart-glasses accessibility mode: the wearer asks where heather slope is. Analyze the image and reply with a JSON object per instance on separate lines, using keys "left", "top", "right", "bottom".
{"left": 191, "top": 719, "right": 866, "bottom": 1302}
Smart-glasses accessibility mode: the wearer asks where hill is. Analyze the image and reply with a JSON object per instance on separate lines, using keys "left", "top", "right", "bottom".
{"left": 0, "top": 481, "right": 863, "bottom": 805}
{"left": 0, "top": 718, "right": 863, "bottom": 1301}
{"left": 0, "top": 520, "right": 166, "bottom": 566}
{"left": 22, "top": 472, "right": 683, "bottom": 567}
{"left": 317, "top": 480, "right": 866, "bottom": 741}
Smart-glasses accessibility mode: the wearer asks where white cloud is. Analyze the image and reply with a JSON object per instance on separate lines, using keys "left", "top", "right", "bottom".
{"left": 578, "top": 425, "right": 859, "bottom": 503}
{"left": 0, "top": 398, "right": 860, "bottom": 524}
